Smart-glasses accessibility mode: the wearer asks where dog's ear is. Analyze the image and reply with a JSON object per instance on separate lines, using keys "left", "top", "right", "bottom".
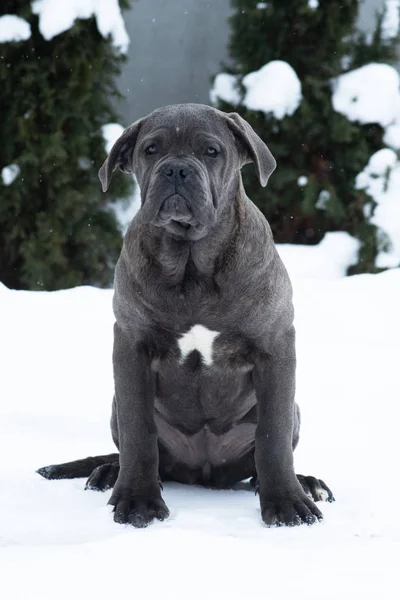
{"left": 225, "top": 112, "right": 276, "bottom": 187}
{"left": 98, "top": 118, "right": 144, "bottom": 192}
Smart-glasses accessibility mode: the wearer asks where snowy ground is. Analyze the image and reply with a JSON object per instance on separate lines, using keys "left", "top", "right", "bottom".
{"left": 1, "top": 246, "right": 399, "bottom": 599}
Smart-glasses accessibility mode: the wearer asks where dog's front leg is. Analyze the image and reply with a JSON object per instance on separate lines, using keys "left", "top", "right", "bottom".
{"left": 254, "top": 327, "right": 322, "bottom": 527}
{"left": 108, "top": 324, "right": 169, "bottom": 527}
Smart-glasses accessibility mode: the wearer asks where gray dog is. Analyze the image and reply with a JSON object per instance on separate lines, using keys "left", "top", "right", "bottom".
{"left": 38, "top": 103, "right": 334, "bottom": 527}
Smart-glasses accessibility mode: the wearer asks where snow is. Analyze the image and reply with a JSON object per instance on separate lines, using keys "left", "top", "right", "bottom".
{"left": 341, "top": 54, "right": 352, "bottom": 70}
{"left": 332, "top": 61, "right": 400, "bottom": 150}
{"left": 332, "top": 63, "right": 400, "bottom": 127}
{"left": 357, "top": 148, "right": 398, "bottom": 182}
{"left": 209, "top": 73, "right": 241, "bottom": 107}
{"left": 381, "top": 0, "right": 400, "bottom": 40}
{"left": 2, "top": 230, "right": 399, "bottom": 598}
{"left": 31, "top": 0, "right": 129, "bottom": 53}
{"left": 101, "top": 122, "right": 125, "bottom": 155}
{"left": 242, "top": 61, "right": 302, "bottom": 119}
{"left": 0, "top": 14, "right": 31, "bottom": 43}
{"left": 332, "top": 60, "right": 400, "bottom": 153}
{"left": 297, "top": 175, "right": 308, "bottom": 186}
{"left": 308, "top": 0, "right": 319, "bottom": 9}
{"left": 277, "top": 232, "right": 361, "bottom": 280}
{"left": 356, "top": 149, "right": 400, "bottom": 268}
{"left": 383, "top": 121, "right": 400, "bottom": 148}
{"left": 77, "top": 156, "right": 92, "bottom": 170}
{"left": 110, "top": 179, "right": 141, "bottom": 235}
{"left": 1, "top": 164, "right": 20, "bottom": 186}
{"left": 315, "top": 189, "right": 331, "bottom": 210}
{"left": 211, "top": 61, "right": 303, "bottom": 121}
{"left": 101, "top": 123, "right": 141, "bottom": 234}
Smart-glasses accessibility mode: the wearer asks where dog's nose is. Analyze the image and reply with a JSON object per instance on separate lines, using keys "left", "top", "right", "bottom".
{"left": 161, "top": 160, "right": 192, "bottom": 182}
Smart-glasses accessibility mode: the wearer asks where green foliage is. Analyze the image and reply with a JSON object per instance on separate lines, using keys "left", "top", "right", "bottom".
{"left": 217, "top": 0, "right": 399, "bottom": 273}
{"left": 0, "top": 1, "right": 133, "bottom": 290}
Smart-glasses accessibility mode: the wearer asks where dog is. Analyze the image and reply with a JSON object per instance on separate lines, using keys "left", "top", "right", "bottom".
{"left": 37, "top": 103, "right": 334, "bottom": 527}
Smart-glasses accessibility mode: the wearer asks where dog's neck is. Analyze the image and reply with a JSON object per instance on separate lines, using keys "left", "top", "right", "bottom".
{"left": 142, "top": 193, "right": 241, "bottom": 286}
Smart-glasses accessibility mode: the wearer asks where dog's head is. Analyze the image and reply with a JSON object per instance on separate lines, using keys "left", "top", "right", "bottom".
{"left": 99, "top": 104, "right": 276, "bottom": 240}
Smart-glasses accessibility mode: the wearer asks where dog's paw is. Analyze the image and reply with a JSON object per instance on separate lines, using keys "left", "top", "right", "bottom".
{"left": 85, "top": 463, "right": 119, "bottom": 492}
{"left": 260, "top": 489, "right": 323, "bottom": 527}
{"left": 36, "top": 464, "right": 70, "bottom": 480}
{"left": 108, "top": 487, "right": 170, "bottom": 528}
{"left": 297, "top": 474, "right": 335, "bottom": 503}
{"left": 36, "top": 465, "right": 58, "bottom": 480}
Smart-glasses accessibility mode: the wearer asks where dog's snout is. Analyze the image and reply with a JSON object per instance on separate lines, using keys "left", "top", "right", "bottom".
{"left": 161, "top": 160, "right": 192, "bottom": 182}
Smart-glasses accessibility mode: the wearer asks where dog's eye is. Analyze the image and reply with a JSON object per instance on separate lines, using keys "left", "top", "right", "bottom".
{"left": 145, "top": 144, "right": 157, "bottom": 156}
{"left": 205, "top": 146, "right": 218, "bottom": 158}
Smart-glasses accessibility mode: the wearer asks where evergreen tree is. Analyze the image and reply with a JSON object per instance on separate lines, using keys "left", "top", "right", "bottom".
{"left": 0, "top": 0, "right": 132, "bottom": 290}
{"left": 214, "top": 0, "right": 399, "bottom": 273}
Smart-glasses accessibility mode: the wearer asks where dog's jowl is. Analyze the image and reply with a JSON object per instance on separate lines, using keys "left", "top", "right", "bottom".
{"left": 37, "top": 104, "right": 334, "bottom": 528}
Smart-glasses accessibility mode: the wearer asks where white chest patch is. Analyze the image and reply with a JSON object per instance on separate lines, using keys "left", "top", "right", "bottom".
{"left": 178, "top": 325, "right": 220, "bottom": 366}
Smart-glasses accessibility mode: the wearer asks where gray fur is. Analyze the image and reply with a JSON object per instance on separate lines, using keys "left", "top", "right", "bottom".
{"left": 38, "top": 103, "right": 334, "bottom": 527}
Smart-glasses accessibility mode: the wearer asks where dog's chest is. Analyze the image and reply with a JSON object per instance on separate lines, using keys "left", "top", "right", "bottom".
{"left": 177, "top": 324, "right": 220, "bottom": 366}
{"left": 152, "top": 320, "right": 255, "bottom": 432}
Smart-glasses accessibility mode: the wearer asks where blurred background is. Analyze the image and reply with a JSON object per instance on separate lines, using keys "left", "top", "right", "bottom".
{"left": 119, "top": 0, "right": 387, "bottom": 121}
{"left": 2, "top": 3, "right": 400, "bottom": 588}
{"left": 1, "top": 0, "right": 399, "bottom": 291}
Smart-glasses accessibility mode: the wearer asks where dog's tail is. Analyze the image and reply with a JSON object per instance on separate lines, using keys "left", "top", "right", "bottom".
{"left": 36, "top": 453, "right": 119, "bottom": 480}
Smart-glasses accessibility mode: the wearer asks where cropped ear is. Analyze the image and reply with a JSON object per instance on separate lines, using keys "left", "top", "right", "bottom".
{"left": 225, "top": 112, "right": 276, "bottom": 187}
{"left": 98, "top": 118, "right": 144, "bottom": 192}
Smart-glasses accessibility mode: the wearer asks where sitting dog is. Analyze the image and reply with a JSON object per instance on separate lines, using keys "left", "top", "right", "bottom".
{"left": 38, "top": 104, "right": 334, "bottom": 527}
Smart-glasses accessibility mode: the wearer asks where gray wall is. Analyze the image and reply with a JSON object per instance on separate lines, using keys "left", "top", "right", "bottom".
{"left": 357, "top": 0, "right": 385, "bottom": 32}
{"left": 117, "top": 0, "right": 232, "bottom": 125}
{"left": 116, "top": 0, "right": 387, "bottom": 126}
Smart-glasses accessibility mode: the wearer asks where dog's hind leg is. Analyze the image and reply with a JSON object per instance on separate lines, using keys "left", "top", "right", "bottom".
{"left": 85, "top": 461, "right": 120, "bottom": 492}
{"left": 36, "top": 454, "right": 119, "bottom": 481}
{"left": 291, "top": 404, "right": 335, "bottom": 502}
{"left": 296, "top": 475, "right": 335, "bottom": 503}
{"left": 251, "top": 404, "right": 334, "bottom": 502}
{"left": 38, "top": 447, "right": 161, "bottom": 493}
{"left": 291, "top": 404, "right": 334, "bottom": 502}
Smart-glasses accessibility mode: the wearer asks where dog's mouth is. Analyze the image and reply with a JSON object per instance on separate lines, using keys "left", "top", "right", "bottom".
{"left": 161, "top": 215, "right": 208, "bottom": 241}
{"left": 148, "top": 193, "right": 210, "bottom": 240}
{"left": 156, "top": 194, "right": 196, "bottom": 234}
{"left": 164, "top": 218, "right": 197, "bottom": 238}
{"left": 171, "top": 220, "right": 191, "bottom": 230}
